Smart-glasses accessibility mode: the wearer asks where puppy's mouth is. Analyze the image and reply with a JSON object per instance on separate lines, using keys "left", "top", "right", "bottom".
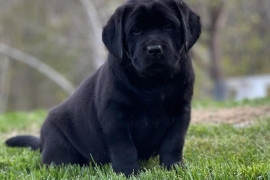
{"left": 142, "top": 64, "right": 172, "bottom": 74}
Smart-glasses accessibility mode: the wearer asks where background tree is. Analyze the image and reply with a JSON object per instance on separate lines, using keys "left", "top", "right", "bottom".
{"left": 189, "top": 0, "right": 270, "bottom": 100}
{"left": 0, "top": 0, "right": 269, "bottom": 112}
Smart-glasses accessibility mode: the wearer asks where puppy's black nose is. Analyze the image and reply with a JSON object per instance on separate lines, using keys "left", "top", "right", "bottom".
{"left": 147, "top": 45, "right": 163, "bottom": 56}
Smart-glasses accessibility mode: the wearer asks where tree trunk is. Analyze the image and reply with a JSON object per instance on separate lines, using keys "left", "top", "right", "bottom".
{"left": 209, "top": 0, "right": 228, "bottom": 101}
{"left": 0, "top": 56, "right": 10, "bottom": 113}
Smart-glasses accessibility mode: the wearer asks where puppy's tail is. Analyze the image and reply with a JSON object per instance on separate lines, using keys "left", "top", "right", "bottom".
{"left": 5, "top": 135, "right": 40, "bottom": 150}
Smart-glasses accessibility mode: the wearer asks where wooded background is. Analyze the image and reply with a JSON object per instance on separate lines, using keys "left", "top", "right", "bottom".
{"left": 0, "top": 0, "right": 269, "bottom": 113}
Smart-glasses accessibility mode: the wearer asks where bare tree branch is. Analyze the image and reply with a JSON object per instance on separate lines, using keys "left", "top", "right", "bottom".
{"left": 78, "top": 0, "right": 107, "bottom": 68}
{"left": 0, "top": 43, "right": 75, "bottom": 95}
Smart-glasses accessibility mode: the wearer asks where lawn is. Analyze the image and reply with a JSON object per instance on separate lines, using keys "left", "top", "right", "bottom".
{"left": 0, "top": 98, "right": 270, "bottom": 180}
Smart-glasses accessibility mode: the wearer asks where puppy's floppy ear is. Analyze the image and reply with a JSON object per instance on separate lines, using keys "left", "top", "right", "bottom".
{"left": 173, "top": 0, "right": 201, "bottom": 52}
{"left": 102, "top": 6, "right": 126, "bottom": 60}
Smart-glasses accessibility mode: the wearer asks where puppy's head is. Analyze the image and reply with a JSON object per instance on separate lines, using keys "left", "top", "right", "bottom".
{"left": 102, "top": 0, "right": 201, "bottom": 77}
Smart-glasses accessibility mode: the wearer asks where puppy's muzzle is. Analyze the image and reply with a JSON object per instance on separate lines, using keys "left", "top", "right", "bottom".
{"left": 147, "top": 45, "right": 163, "bottom": 57}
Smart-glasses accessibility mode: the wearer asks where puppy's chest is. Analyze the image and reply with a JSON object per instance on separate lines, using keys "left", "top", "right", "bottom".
{"left": 140, "top": 86, "right": 177, "bottom": 105}
{"left": 128, "top": 86, "right": 181, "bottom": 148}
{"left": 129, "top": 87, "right": 178, "bottom": 135}
{"left": 130, "top": 106, "right": 171, "bottom": 148}
{"left": 130, "top": 106, "right": 170, "bottom": 126}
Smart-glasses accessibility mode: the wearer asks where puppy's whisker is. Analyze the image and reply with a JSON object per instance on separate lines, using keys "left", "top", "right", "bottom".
{"left": 122, "top": 63, "right": 133, "bottom": 70}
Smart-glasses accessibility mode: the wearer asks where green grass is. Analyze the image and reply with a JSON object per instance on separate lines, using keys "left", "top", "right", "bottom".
{"left": 0, "top": 99, "right": 270, "bottom": 179}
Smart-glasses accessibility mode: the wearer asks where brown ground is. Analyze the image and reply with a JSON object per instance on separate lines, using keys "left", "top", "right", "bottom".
{"left": 191, "top": 106, "right": 270, "bottom": 126}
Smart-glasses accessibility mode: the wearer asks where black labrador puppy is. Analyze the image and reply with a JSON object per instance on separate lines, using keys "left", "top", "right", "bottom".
{"left": 6, "top": 0, "right": 201, "bottom": 176}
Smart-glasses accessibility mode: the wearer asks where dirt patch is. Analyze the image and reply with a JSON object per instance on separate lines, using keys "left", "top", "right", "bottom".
{"left": 191, "top": 106, "right": 270, "bottom": 126}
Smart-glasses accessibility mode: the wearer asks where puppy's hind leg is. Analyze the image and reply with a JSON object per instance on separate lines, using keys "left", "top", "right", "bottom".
{"left": 41, "top": 143, "right": 87, "bottom": 166}
{"left": 41, "top": 123, "right": 87, "bottom": 166}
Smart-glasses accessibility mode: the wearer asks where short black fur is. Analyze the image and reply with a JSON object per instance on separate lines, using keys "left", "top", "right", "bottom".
{"left": 5, "top": 0, "right": 201, "bottom": 176}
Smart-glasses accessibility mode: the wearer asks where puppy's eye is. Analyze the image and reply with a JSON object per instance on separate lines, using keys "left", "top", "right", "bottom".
{"left": 164, "top": 24, "right": 173, "bottom": 30}
{"left": 131, "top": 27, "right": 141, "bottom": 34}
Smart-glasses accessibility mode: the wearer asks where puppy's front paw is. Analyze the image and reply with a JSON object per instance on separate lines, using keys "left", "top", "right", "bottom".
{"left": 161, "top": 161, "right": 187, "bottom": 174}
{"left": 113, "top": 163, "right": 140, "bottom": 177}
